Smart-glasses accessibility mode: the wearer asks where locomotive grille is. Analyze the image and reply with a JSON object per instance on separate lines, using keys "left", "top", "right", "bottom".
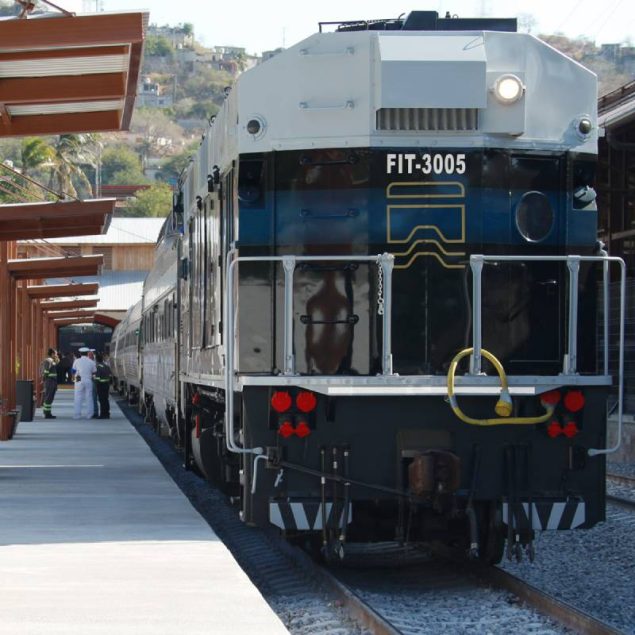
{"left": 376, "top": 108, "right": 479, "bottom": 131}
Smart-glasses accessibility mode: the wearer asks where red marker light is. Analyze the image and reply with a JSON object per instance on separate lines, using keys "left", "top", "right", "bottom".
{"left": 564, "top": 390, "right": 585, "bottom": 413}
{"left": 278, "top": 421, "right": 295, "bottom": 438}
{"left": 540, "top": 390, "right": 561, "bottom": 406}
{"left": 547, "top": 421, "right": 562, "bottom": 438}
{"left": 296, "top": 391, "right": 317, "bottom": 413}
{"left": 191, "top": 392, "right": 201, "bottom": 406}
{"left": 295, "top": 421, "right": 311, "bottom": 438}
{"left": 563, "top": 421, "right": 579, "bottom": 438}
{"left": 271, "top": 391, "right": 292, "bottom": 413}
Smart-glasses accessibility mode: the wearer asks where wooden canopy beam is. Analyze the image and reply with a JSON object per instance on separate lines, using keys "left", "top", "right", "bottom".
{"left": 41, "top": 299, "right": 98, "bottom": 312}
{"left": 1, "top": 110, "right": 121, "bottom": 137}
{"left": 0, "top": 13, "right": 144, "bottom": 51}
{"left": 0, "top": 225, "right": 106, "bottom": 241}
{"left": 0, "top": 199, "right": 115, "bottom": 221}
{"left": 53, "top": 317, "right": 95, "bottom": 327}
{"left": 48, "top": 309, "right": 97, "bottom": 319}
{"left": 0, "top": 45, "right": 129, "bottom": 63}
{"left": 27, "top": 283, "right": 99, "bottom": 299}
{"left": 93, "top": 312, "right": 121, "bottom": 328}
{"left": 8, "top": 254, "right": 103, "bottom": 280}
{"left": 0, "top": 73, "right": 127, "bottom": 104}
{"left": 0, "top": 217, "right": 106, "bottom": 230}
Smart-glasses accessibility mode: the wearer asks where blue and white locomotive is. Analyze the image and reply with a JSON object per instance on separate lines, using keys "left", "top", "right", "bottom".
{"left": 111, "top": 11, "right": 625, "bottom": 563}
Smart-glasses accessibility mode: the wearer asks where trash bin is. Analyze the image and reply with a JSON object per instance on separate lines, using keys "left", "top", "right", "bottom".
{"left": 16, "top": 380, "right": 34, "bottom": 422}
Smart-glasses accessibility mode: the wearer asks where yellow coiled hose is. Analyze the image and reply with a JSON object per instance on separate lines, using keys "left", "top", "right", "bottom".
{"left": 446, "top": 347, "right": 554, "bottom": 426}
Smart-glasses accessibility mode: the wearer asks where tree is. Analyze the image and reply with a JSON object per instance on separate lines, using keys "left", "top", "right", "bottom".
{"left": 186, "top": 100, "right": 220, "bottom": 120}
{"left": 131, "top": 108, "right": 184, "bottom": 167}
{"left": 101, "top": 145, "right": 145, "bottom": 184}
{"left": 123, "top": 183, "right": 173, "bottom": 217}
{"left": 156, "top": 141, "right": 199, "bottom": 184}
{"left": 145, "top": 35, "right": 175, "bottom": 58}
{"left": 20, "top": 137, "right": 54, "bottom": 178}
{"left": 47, "top": 134, "right": 96, "bottom": 198}
{"left": 108, "top": 169, "right": 150, "bottom": 186}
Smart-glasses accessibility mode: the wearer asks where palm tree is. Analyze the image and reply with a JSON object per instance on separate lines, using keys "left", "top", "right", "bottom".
{"left": 20, "top": 137, "right": 54, "bottom": 179}
{"left": 47, "top": 134, "right": 97, "bottom": 199}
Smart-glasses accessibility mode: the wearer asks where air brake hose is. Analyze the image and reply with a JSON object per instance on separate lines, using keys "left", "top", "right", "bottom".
{"left": 446, "top": 347, "right": 554, "bottom": 426}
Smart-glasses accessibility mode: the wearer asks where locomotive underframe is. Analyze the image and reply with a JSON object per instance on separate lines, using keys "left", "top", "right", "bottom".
{"left": 186, "top": 383, "right": 607, "bottom": 561}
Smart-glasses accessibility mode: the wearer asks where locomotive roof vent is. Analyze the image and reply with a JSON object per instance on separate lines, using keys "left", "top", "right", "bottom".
{"left": 326, "top": 11, "right": 516, "bottom": 33}
{"left": 376, "top": 107, "right": 478, "bottom": 131}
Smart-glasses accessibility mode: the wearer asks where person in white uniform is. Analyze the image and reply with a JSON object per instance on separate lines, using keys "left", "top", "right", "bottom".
{"left": 73, "top": 347, "right": 97, "bottom": 419}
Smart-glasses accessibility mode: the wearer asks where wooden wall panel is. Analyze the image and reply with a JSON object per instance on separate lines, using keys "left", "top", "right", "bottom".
{"left": 113, "top": 245, "right": 154, "bottom": 271}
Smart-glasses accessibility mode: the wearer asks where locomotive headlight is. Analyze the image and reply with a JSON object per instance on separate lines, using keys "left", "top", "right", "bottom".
{"left": 493, "top": 74, "right": 524, "bottom": 104}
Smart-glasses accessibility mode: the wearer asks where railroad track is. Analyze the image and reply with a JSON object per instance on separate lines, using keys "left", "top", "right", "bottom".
{"left": 607, "top": 493, "right": 635, "bottom": 510}
{"left": 319, "top": 544, "right": 626, "bottom": 635}
{"left": 123, "top": 401, "right": 631, "bottom": 635}
{"left": 607, "top": 472, "right": 635, "bottom": 488}
{"left": 607, "top": 472, "right": 635, "bottom": 511}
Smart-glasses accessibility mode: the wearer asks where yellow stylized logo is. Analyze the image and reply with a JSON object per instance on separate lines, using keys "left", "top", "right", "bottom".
{"left": 386, "top": 181, "right": 466, "bottom": 269}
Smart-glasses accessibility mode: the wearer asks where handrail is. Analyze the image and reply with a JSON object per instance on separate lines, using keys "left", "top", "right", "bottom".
{"left": 224, "top": 250, "right": 394, "bottom": 455}
{"left": 469, "top": 254, "right": 626, "bottom": 456}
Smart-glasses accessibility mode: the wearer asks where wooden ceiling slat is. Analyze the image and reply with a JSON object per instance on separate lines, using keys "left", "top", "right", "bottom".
{"left": 27, "top": 283, "right": 99, "bottom": 298}
{"left": 0, "top": 73, "right": 126, "bottom": 104}
{"left": 0, "top": 110, "right": 121, "bottom": 137}
{"left": 0, "top": 45, "right": 129, "bottom": 62}
{"left": 0, "top": 13, "right": 144, "bottom": 51}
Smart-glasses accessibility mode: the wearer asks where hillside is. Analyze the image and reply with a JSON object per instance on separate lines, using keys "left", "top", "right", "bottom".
{"left": 0, "top": 12, "right": 633, "bottom": 216}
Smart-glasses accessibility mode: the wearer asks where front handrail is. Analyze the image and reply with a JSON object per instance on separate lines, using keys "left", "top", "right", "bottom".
{"left": 223, "top": 250, "right": 394, "bottom": 455}
{"left": 469, "top": 254, "right": 626, "bottom": 456}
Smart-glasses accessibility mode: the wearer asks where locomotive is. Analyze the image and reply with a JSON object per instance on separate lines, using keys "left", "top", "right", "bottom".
{"left": 111, "top": 11, "right": 625, "bottom": 563}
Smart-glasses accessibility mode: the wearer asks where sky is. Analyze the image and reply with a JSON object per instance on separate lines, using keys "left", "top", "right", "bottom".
{"left": 70, "top": 0, "right": 634, "bottom": 55}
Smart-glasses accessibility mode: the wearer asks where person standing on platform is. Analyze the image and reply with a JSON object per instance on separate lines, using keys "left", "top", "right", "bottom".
{"left": 72, "top": 347, "right": 96, "bottom": 420}
{"left": 88, "top": 349, "right": 99, "bottom": 419}
{"left": 40, "top": 348, "right": 59, "bottom": 419}
{"left": 94, "top": 353, "right": 112, "bottom": 419}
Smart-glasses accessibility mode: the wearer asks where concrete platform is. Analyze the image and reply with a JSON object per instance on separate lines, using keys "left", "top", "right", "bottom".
{"left": 0, "top": 391, "right": 287, "bottom": 634}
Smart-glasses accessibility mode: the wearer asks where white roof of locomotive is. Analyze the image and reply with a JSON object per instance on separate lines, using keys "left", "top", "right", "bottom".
{"left": 181, "top": 29, "right": 598, "bottom": 205}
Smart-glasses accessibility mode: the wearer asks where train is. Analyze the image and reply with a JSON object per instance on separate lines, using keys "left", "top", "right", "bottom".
{"left": 111, "top": 11, "right": 625, "bottom": 564}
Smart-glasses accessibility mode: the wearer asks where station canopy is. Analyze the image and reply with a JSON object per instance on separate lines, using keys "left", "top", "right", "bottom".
{"left": 0, "top": 10, "right": 147, "bottom": 136}
{"left": 0, "top": 198, "right": 113, "bottom": 240}
{"left": 26, "top": 282, "right": 99, "bottom": 299}
{"left": 9, "top": 253, "right": 103, "bottom": 279}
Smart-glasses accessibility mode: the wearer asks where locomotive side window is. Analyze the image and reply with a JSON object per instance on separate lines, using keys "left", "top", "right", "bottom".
{"left": 515, "top": 191, "right": 554, "bottom": 242}
{"left": 510, "top": 156, "right": 561, "bottom": 244}
{"left": 238, "top": 160, "right": 263, "bottom": 206}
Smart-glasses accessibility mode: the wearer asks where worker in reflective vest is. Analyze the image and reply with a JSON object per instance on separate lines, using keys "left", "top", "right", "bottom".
{"left": 94, "top": 352, "right": 112, "bottom": 419}
{"left": 41, "top": 348, "right": 59, "bottom": 419}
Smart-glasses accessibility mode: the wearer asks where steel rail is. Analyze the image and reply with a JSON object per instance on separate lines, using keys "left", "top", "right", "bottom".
{"left": 607, "top": 472, "right": 635, "bottom": 488}
{"left": 607, "top": 494, "right": 635, "bottom": 511}
{"left": 482, "top": 566, "right": 625, "bottom": 635}
{"left": 310, "top": 565, "right": 401, "bottom": 635}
